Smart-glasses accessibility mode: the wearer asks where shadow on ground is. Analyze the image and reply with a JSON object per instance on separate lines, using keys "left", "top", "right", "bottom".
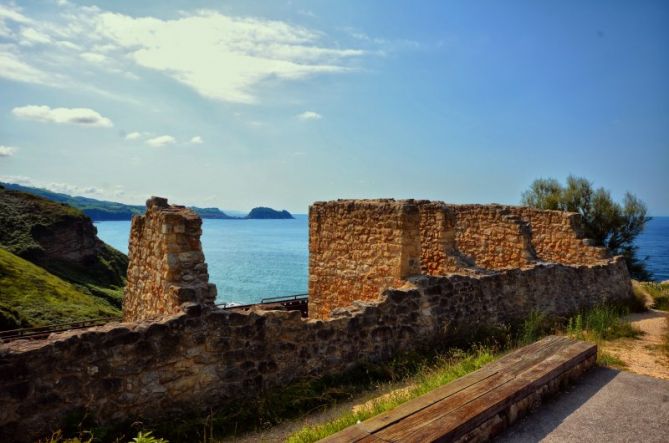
{"left": 495, "top": 367, "right": 669, "bottom": 442}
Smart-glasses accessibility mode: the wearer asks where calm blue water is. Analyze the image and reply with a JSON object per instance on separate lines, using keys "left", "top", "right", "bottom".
{"left": 636, "top": 216, "right": 669, "bottom": 282}
{"left": 95, "top": 215, "right": 669, "bottom": 305}
{"left": 95, "top": 216, "right": 308, "bottom": 305}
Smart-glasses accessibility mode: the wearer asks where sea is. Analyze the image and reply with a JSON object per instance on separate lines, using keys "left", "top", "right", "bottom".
{"left": 95, "top": 215, "right": 669, "bottom": 305}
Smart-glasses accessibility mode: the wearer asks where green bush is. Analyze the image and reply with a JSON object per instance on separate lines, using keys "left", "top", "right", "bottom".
{"left": 522, "top": 175, "right": 651, "bottom": 280}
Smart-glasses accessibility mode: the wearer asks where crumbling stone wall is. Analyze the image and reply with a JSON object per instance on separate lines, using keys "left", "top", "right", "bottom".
{"left": 446, "top": 205, "right": 536, "bottom": 270}
{"left": 309, "top": 199, "right": 611, "bottom": 319}
{"left": 0, "top": 257, "right": 631, "bottom": 442}
{"left": 123, "top": 197, "right": 216, "bottom": 322}
{"left": 308, "top": 200, "right": 421, "bottom": 320}
{"left": 510, "top": 207, "right": 608, "bottom": 264}
{"left": 0, "top": 197, "right": 632, "bottom": 441}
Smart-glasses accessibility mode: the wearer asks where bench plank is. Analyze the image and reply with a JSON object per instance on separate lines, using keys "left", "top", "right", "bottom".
{"left": 322, "top": 336, "right": 596, "bottom": 443}
{"left": 379, "top": 340, "right": 595, "bottom": 442}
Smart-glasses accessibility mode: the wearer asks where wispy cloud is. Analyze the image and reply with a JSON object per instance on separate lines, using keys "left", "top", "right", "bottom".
{"left": 297, "top": 111, "right": 323, "bottom": 121}
{"left": 125, "top": 131, "right": 144, "bottom": 140}
{"left": 0, "top": 145, "right": 17, "bottom": 157}
{"left": 12, "top": 105, "right": 113, "bottom": 127}
{"left": 0, "top": 175, "right": 103, "bottom": 196}
{"left": 146, "top": 135, "right": 176, "bottom": 147}
{"left": 190, "top": 136, "right": 203, "bottom": 144}
{"left": 0, "top": 4, "right": 367, "bottom": 104}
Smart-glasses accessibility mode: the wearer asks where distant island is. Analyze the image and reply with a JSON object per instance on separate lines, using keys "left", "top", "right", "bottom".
{"left": 246, "top": 207, "right": 293, "bottom": 219}
{"left": 0, "top": 182, "right": 294, "bottom": 221}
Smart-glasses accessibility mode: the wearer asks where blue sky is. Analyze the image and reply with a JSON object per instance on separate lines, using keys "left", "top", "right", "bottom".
{"left": 1, "top": 1, "right": 667, "bottom": 214}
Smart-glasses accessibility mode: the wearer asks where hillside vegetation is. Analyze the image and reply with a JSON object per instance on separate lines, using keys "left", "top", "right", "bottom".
{"left": 0, "top": 248, "right": 121, "bottom": 330}
{"left": 0, "top": 185, "right": 127, "bottom": 288}
{"left": 0, "top": 186, "right": 127, "bottom": 328}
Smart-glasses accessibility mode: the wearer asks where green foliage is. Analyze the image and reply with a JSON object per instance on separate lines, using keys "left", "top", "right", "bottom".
{"left": 521, "top": 175, "right": 651, "bottom": 280}
{"left": 565, "top": 305, "right": 641, "bottom": 341}
{"left": 0, "top": 185, "right": 127, "bottom": 297}
{"left": 597, "top": 351, "right": 628, "bottom": 368}
{"left": 635, "top": 281, "right": 669, "bottom": 311}
{"left": 38, "top": 429, "right": 169, "bottom": 443}
{"left": 130, "top": 431, "right": 169, "bottom": 443}
{"left": 518, "top": 311, "right": 549, "bottom": 345}
{"left": 0, "top": 248, "right": 120, "bottom": 330}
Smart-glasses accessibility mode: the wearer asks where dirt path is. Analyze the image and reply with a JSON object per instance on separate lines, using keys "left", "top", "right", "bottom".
{"left": 601, "top": 310, "right": 669, "bottom": 380}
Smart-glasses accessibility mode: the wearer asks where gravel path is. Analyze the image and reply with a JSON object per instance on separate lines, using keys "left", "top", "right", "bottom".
{"left": 602, "top": 309, "right": 669, "bottom": 380}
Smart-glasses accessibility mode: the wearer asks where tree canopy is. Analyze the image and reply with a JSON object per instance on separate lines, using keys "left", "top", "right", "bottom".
{"left": 521, "top": 175, "right": 651, "bottom": 280}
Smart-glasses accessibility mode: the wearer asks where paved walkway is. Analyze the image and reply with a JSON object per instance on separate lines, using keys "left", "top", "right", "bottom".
{"left": 496, "top": 367, "right": 669, "bottom": 442}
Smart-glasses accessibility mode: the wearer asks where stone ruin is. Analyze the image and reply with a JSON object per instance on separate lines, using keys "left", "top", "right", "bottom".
{"left": 123, "top": 197, "right": 216, "bottom": 322}
{"left": 308, "top": 199, "right": 609, "bottom": 319}
{"left": 0, "top": 197, "right": 633, "bottom": 442}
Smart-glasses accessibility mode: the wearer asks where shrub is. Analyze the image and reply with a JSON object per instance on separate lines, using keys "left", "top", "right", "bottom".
{"left": 522, "top": 175, "right": 651, "bottom": 280}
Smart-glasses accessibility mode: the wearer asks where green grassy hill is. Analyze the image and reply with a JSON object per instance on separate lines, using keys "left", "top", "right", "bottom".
{"left": 0, "top": 185, "right": 127, "bottom": 291}
{"left": 0, "top": 248, "right": 121, "bottom": 330}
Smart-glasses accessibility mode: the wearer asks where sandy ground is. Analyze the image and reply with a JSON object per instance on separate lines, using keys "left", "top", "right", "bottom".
{"left": 601, "top": 309, "right": 669, "bottom": 380}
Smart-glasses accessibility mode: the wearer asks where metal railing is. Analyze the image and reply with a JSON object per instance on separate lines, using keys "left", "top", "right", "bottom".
{"left": 0, "top": 317, "right": 119, "bottom": 342}
{"left": 1, "top": 294, "right": 310, "bottom": 342}
{"left": 215, "top": 293, "right": 309, "bottom": 316}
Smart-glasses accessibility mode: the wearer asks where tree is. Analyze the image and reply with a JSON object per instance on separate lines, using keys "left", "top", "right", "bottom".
{"left": 521, "top": 175, "right": 651, "bottom": 280}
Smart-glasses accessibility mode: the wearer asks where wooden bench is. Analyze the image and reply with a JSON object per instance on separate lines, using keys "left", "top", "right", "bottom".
{"left": 321, "top": 335, "right": 596, "bottom": 442}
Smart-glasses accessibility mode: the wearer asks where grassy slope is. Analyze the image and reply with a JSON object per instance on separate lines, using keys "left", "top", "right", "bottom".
{"left": 0, "top": 248, "right": 121, "bottom": 330}
{"left": 0, "top": 186, "right": 127, "bottom": 295}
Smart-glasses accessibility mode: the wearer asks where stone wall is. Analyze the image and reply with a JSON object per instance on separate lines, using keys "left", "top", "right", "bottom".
{"left": 309, "top": 199, "right": 611, "bottom": 319}
{"left": 446, "top": 204, "right": 536, "bottom": 271}
{"left": 0, "top": 257, "right": 631, "bottom": 442}
{"left": 308, "top": 200, "right": 421, "bottom": 320}
{"left": 510, "top": 207, "right": 608, "bottom": 264}
{"left": 0, "top": 197, "right": 631, "bottom": 441}
{"left": 123, "top": 197, "right": 216, "bottom": 322}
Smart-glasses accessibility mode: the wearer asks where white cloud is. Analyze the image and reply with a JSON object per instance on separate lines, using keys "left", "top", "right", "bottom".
{"left": 12, "top": 105, "right": 113, "bottom": 127}
{"left": 0, "top": 47, "right": 55, "bottom": 85}
{"left": 0, "top": 175, "right": 102, "bottom": 196}
{"left": 190, "top": 136, "right": 203, "bottom": 144}
{"left": 297, "top": 111, "right": 322, "bottom": 121}
{"left": 80, "top": 52, "right": 107, "bottom": 63}
{"left": 146, "top": 135, "right": 175, "bottom": 147}
{"left": 91, "top": 11, "right": 363, "bottom": 103}
{"left": 125, "top": 131, "right": 143, "bottom": 140}
{"left": 0, "top": 4, "right": 367, "bottom": 104}
{"left": 0, "top": 146, "right": 17, "bottom": 157}
{"left": 19, "top": 27, "right": 52, "bottom": 46}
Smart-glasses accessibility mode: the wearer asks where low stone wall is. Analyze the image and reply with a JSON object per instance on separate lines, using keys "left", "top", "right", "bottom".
{"left": 0, "top": 257, "right": 631, "bottom": 442}
{"left": 123, "top": 197, "right": 216, "bottom": 322}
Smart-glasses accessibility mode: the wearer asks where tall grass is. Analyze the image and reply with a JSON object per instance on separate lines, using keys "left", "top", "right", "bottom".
{"left": 286, "top": 347, "right": 495, "bottom": 443}
{"left": 565, "top": 305, "right": 641, "bottom": 342}
{"left": 632, "top": 280, "right": 669, "bottom": 311}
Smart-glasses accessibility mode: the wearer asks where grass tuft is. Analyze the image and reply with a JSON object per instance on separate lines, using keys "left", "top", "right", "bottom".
{"left": 596, "top": 351, "right": 627, "bottom": 368}
{"left": 635, "top": 281, "right": 669, "bottom": 311}
{"left": 565, "top": 305, "right": 641, "bottom": 342}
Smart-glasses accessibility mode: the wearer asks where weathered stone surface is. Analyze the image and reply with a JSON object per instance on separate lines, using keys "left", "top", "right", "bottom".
{"left": 309, "top": 200, "right": 610, "bottom": 319}
{"left": 123, "top": 197, "right": 216, "bottom": 322}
